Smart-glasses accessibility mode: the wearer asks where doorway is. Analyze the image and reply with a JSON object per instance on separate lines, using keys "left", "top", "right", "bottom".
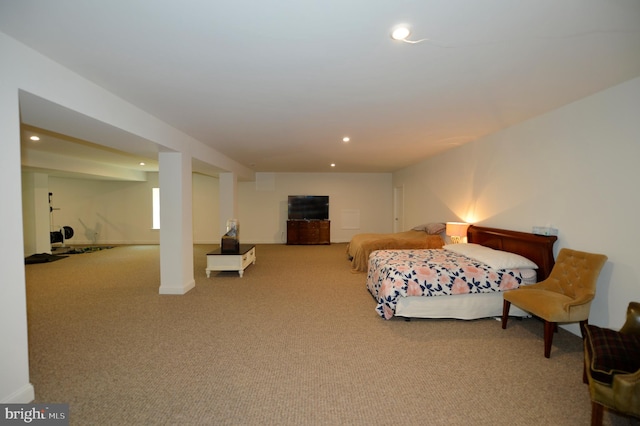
{"left": 393, "top": 185, "right": 404, "bottom": 233}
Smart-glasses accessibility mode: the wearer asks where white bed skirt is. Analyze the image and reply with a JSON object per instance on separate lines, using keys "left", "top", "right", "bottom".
{"left": 394, "top": 292, "right": 531, "bottom": 320}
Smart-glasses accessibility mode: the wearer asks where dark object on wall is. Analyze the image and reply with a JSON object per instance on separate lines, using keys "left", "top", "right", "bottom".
{"left": 287, "top": 195, "right": 329, "bottom": 220}
{"left": 50, "top": 226, "right": 74, "bottom": 244}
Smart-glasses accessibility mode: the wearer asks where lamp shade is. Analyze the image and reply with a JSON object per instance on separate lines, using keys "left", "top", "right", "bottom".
{"left": 446, "top": 222, "right": 469, "bottom": 237}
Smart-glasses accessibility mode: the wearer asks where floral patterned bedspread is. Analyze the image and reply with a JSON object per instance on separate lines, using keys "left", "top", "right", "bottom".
{"left": 366, "top": 249, "right": 525, "bottom": 319}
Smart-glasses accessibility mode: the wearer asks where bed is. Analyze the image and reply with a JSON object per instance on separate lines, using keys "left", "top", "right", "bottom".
{"left": 366, "top": 225, "right": 557, "bottom": 320}
{"left": 346, "top": 223, "right": 445, "bottom": 272}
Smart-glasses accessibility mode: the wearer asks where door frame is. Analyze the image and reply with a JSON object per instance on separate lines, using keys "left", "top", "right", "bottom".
{"left": 393, "top": 185, "right": 404, "bottom": 233}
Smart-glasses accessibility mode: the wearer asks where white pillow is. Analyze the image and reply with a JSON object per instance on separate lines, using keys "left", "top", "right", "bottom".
{"left": 411, "top": 222, "right": 446, "bottom": 234}
{"left": 519, "top": 269, "right": 538, "bottom": 285}
{"left": 443, "top": 243, "right": 538, "bottom": 270}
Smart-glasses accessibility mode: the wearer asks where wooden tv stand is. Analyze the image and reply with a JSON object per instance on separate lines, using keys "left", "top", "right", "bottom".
{"left": 287, "top": 220, "right": 330, "bottom": 245}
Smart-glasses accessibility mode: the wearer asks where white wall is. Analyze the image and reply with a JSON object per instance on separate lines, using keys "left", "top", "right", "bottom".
{"left": 23, "top": 171, "right": 394, "bottom": 248}
{"left": 0, "top": 67, "right": 34, "bottom": 404}
{"left": 394, "top": 76, "right": 640, "bottom": 333}
{"left": 23, "top": 171, "right": 392, "bottom": 248}
{"left": 192, "top": 173, "right": 220, "bottom": 244}
{"left": 22, "top": 172, "right": 221, "bottom": 249}
{"left": 238, "top": 173, "right": 393, "bottom": 243}
{"left": 30, "top": 173, "right": 52, "bottom": 254}
{"left": 47, "top": 175, "right": 160, "bottom": 245}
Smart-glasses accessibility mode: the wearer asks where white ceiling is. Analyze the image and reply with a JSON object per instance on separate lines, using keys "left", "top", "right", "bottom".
{"left": 3, "top": 0, "right": 640, "bottom": 177}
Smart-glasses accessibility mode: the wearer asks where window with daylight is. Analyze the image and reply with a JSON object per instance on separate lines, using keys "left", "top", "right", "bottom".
{"left": 152, "top": 187, "right": 160, "bottom": 229}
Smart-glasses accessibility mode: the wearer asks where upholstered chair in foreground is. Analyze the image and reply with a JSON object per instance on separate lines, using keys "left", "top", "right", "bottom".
{"left": 583, "top": 302, "right": 640, "bottom": 425}
{"left": 501, "top": 248, "right": 608, "bottom": 358}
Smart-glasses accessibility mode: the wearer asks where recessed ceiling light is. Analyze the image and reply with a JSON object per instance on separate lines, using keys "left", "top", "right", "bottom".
{"left": 391, "top": 25, "right": 411, "bottom": 41}
{"left": 30, "top": 136, "right": 40, "bottom": 141}
{"left": 330, "top": 163, "right": 336, "bottom": 167}
{"left": 390, "top": 24, "right": 425, "bottom": 44}
{"left": 342, "top": 137, "right": 350, "bottom": 143}
{"left": 139, "top": 162, "right": 146, "bottom": 166}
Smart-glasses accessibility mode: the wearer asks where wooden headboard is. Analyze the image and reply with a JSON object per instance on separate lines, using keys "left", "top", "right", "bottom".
{"left": 467, "top": 225, "right": 558, "bottom": 281}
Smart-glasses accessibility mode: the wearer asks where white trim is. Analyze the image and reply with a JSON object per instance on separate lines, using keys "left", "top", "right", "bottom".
{"left": 159, "top": 280, "right": 195, "bottom": 295}
{"left": 2, "top": 383, "right": 35, "bottom": 403}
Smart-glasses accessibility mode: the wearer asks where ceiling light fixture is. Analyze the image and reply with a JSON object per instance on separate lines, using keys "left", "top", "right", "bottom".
{"left": 330, "top": 163, "right": 336, "bottom": 168}
{"left": 390, "top": 24, "right": 426, "bottom": 44}
{"left": 342, "top": 137, "right": 350, "bottom": 143}
{"left": 30, "top": 136, "right": 40, "bottom": 141}
{"left": 139, "top": 162, "right": 146, "bottom": 166}
{"left": 391, "top": 25, "right": 411, "bottom": 41}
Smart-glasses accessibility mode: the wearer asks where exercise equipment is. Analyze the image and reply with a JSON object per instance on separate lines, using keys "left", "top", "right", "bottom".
{"left": 49, "top": 192, "right": 74, "bottom": 245}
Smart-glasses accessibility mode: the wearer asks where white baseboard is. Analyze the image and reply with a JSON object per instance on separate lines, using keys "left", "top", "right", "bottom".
{"left": 59, "top": 240, "right": 160, "bottom": 246}
{"left": 1, "top": 383, "right": 35, "bottom": 403}
{"left": 159, "top": 279, "right": 195, "bottom": 295}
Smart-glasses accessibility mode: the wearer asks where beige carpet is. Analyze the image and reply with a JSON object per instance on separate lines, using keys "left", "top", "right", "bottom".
{"left": 24, "top": 244, "right": 635, "bottom": 425}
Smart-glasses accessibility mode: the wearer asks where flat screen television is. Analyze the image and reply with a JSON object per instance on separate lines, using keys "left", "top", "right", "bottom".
{"left": 287, "top": 195, "right": 329, "bottom": 220}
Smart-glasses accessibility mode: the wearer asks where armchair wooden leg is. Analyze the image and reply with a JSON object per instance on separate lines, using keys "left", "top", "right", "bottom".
{"left": 579, "top": 319, "right": 588, "bottom": 338}
{"left": 591, "top": 401, "right": 604, "bottom": 426}
{"left": 501, "top": 299, "right": 511, "bottom": 329}
{"left": 581, "top": 320, "right": 589, "bottom": 384}
{"left": 543, "top": 320, "right": 556, "bottom": 358}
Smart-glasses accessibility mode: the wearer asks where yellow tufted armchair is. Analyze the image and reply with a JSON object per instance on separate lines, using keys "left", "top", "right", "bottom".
{"left": 501, "top": 248, "right": 608, "bottom": 358}
{"left": 583, "top": 302, "right": 640, "bottom": 425}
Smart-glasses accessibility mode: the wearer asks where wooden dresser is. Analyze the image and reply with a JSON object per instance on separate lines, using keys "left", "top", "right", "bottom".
{"left": 286, "top": 220, "right": 330, "bottom": 245}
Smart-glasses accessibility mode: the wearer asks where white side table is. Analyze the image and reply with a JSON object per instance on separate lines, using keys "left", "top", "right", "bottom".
{"left": 206, "top": 244, "right": 256, "bottom": 278}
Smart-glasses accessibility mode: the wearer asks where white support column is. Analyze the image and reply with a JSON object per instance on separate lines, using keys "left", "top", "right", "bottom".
{"left": 158, "top": 151, "right": 195, "bottom": 295}
{"left": 0, "top": 87, "right": 35, "bottom": 402}
{"left": 219, "top": 172, "right": 238, "bottom": 238}
{"left": 22, "top": 172, "right": 52, "bottom": 255}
